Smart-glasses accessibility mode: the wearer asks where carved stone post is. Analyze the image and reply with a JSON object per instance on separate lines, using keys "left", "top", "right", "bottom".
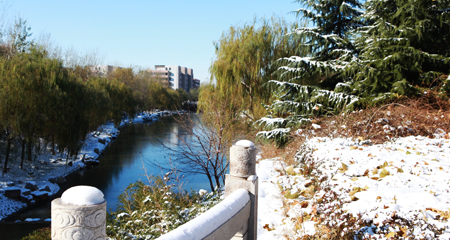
{"left": 225, "top": 140, "right": 258, "bottom": 240}
{"left": 51, "top": 186, "right": 107, "bottom": 240}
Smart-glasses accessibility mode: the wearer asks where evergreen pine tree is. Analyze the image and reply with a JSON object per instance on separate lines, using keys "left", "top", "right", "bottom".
{"left": 257, "top": 0, "right": 363, "bottom": 145}
{"left": 347, "top": 0, "right": 450, "bottom": 101}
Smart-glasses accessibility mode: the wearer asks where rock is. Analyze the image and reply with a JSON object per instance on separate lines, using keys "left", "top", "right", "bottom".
{"left": 56, "top": 176, "right": 66, "bottom": 185}
{"left": 6, "top": 181, "right": 15, "bottom": 187}
{"left": 39, "top": 185, "right": 51, "bottom": 192}
{"left": 21, "top": 189, "right": 31, "bottom": 195}
{"left": 68, "top": 161, "right": 73, "bottom": 166}
{"left": 94, "top": 148, "right": 100, "bottom": 155}
{"left": 25, "top": 181, "right": 39, "bottom": 191}
{"left": 20, "top": 194, "right": 33, "bottom": 204}
{"left": 98, "top": 138, "right": 106, "bottom": 144}
{"left": 85, "top": 160, "right": 99, "bottom": 168}
{"left": 4, "top": 187, "right": 21, "bottom": 199}
{"left": 31, "top": 191, "right": 49, "bottom": 201}
{"left": 49, "top": 176, "right": 66, "bottom": 185}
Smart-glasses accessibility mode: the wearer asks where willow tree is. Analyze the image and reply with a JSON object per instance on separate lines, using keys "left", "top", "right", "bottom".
{"left": 209, "top": 17, "right": 304, "bottom": 120}
{"left": 0, "top": 48, "right": 86, "bottom": 171}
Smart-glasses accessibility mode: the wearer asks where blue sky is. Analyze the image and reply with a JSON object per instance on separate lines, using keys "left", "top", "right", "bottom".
{"left": 5, "top": 0, "right": 300, "bottom": 82}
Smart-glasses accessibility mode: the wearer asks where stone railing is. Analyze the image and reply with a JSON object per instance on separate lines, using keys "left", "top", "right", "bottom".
{"left": 51, "top": 140, "right": 258, "bottom": 240}
{"left": 51, "top": 186, "right": 107, "bottom": 240}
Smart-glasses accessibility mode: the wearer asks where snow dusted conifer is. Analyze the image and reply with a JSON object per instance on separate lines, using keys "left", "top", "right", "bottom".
{"left": 257, "top": 0, "right": 363, "bottom": 145}
{"left": 347, "top": 0, "right": 450, "bottom": 101}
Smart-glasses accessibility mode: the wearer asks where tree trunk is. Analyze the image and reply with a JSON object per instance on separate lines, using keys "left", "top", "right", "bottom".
{"left": 52, "top": 133, "right": 55, "bottom": 155}
{"left": 20, "top": 139, "right": 25, "bottom": 169}
{"left": 27, "top": 139, "right": 32, "bottom": 162}
{"left": 205, "top": 171, "right": 214, "bottom": 192}
{"left": 214, "top": 175, "right": 221, "bottom": 190}
{"left": 3, "top": 138, "right": 12, "bottom": 175}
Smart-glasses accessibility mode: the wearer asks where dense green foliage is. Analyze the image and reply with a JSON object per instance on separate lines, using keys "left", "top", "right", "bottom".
{"left": 347, "top": 0, "right": 450, "bottom": 98}
{"left": 106, "top": 173, "right": 221, "bottom": 239}
{"left": 257, "top": 0, "right": 450, "bottom": 145}
{"left": 0, "top": 47, "right": 189, "bottom": 174}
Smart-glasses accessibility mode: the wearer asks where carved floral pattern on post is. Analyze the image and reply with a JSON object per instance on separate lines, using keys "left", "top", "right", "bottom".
{"left": 51, "top": 198, "right": 106, "bottom": 240}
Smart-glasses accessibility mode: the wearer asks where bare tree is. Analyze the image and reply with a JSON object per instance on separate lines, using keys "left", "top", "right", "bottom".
{"left": 157, "top": 113, "right": 230, "bottom": 192}
{"left": 1, "top": 17, "right": 32, "bottom": 58}
{"left": 35, "top": 32, "right": 105, "bottom": 68}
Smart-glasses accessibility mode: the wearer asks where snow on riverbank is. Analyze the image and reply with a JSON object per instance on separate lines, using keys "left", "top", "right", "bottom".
{"left": 257, "top": 135, "right": 450, "bottom": 239}
{"left": 0, "top": 114, "right": 153, "bottom": 220}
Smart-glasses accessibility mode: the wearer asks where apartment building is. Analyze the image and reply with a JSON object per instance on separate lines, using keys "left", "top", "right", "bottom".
{"left": 154, "top": 65, "right": 194, "bottom": 92}
{"left": 192, "top": 78, "right": 201, "bottom": 89}
{"left": 148, "top": 68, "right": 170, "bottom": 88}
{"left": 90, "top": 65, "right": 122, "bottom": 77}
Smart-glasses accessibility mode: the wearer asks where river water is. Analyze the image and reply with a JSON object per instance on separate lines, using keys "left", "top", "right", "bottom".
{"left": 1, "top": 115, "right": 211, "bottom": 240}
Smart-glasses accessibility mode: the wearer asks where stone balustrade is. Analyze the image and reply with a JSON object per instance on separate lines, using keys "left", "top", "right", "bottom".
{"left": 51, "top": 140, "right": 258, "bottom": 240}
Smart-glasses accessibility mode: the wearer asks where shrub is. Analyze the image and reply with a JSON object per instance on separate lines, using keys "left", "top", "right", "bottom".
{"left": 21, "top": 227, "right": 51, "bottom": 240}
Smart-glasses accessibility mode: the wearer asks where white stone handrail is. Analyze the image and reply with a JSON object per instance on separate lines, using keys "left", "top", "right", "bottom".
{"left": 157, "top": 188, "right": 251, "bottom": 240}
{"left": 157, "top": 140, "right": 258, "bottom": 240}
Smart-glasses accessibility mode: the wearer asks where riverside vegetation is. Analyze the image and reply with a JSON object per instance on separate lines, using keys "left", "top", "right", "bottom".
{"left": 19, "top": 0, "right": 450, "bottom": 238}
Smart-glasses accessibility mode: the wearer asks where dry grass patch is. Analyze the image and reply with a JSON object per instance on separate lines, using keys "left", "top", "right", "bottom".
{"left": 261, "top": 94, "right": 450, "bottom": 167}
{"left": 258, "top": 94, "right": 450, "bottom": 239}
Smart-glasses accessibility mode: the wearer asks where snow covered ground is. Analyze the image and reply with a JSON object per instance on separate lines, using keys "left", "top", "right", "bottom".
{"left": 4, "top": 112, "right": 450, "bottom": 239}
{"left": 257, "top": 134, "right": 450, "bottom": 239}
{"left": 0, "top": 114, "right": 152, "bottom": 220}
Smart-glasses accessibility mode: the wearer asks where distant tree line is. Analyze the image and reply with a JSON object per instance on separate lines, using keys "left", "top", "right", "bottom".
{"left": 0, "top": 19, "right": 194, "bottom": 174}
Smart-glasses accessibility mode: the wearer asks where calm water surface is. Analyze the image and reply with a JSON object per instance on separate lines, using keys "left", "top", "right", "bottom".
{"left": 1, "top": 115, "right": 210, "bottom": 239}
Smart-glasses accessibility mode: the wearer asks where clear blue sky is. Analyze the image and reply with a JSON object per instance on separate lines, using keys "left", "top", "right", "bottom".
{"left": 5, "top": 0, "right": 300, "bottom": 82}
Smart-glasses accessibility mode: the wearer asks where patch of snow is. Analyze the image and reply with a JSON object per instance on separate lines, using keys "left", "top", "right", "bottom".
{"left": 198, "top": 189, "right": 208, "bottom": 197}
{"left": 247, "top": 175, "right": 257, "bottom": 181}
{"left": 235, "top": 140, "right": 255, "bottom": 148}
{"left": 257, "top": 135, "right": 450, "bottom": 239}
{"left": 25, "top": 218, "right": 40, "bottom": 222}
{"left": 158, "top": 189, "right": 250, "bottom": 240}
{"left": 61, "top": 185, "right": 104, "bottom": 206}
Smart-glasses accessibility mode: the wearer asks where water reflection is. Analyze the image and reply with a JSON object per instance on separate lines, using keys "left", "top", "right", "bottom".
{"left": 0, "top": 115, "right": 210, "bottom": 240}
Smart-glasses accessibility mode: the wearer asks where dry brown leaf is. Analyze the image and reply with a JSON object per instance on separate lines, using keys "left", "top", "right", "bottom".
{"left": 301, "top": 201, "right": 309, "bottom": 208}
{"left": 363, "top": 169, "right": 369, "bottom": 176}
{"left": 385, "top": 232, "right": 396, "bottom": 238}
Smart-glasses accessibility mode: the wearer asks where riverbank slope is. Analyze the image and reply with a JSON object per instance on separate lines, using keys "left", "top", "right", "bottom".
{"left": 0, "top": 114, "right": 152, "bottom": 221}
